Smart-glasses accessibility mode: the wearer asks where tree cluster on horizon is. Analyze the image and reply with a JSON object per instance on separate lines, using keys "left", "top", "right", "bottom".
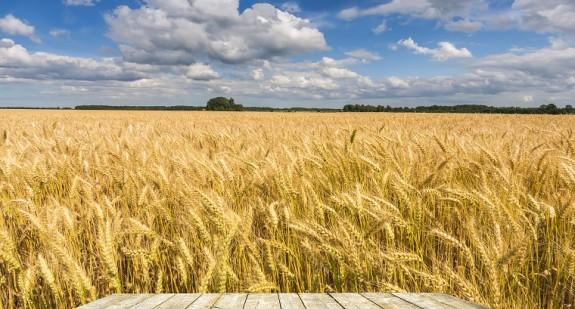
{"left": 343, "top": 103, "right": 575, "bottom": 115}
{"left": 71, "top": 100, "right": 575, "bottom": 115}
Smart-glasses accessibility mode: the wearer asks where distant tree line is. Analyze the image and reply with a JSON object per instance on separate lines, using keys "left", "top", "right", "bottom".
{"left": 75, "top": 105, "right": 205, "bottom": 111}
{"left": 74, "top": 97, "right": 340, "bottom": 112}
{"left": 0, "top": 107, "right": 73, "bottom": 110}
{"left": 245, "top": 106, "right": 341, "bottom": 113}
{"left": 343, "top": 104, "right": 575, "bottom": 115}
{"left": 71, "top": 100, "right": 575, "bottom": 115}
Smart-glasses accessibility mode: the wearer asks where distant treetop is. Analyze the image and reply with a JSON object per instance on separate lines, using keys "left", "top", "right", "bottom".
{"left": 206, "top": 97, "right": 244, "bottom": 111}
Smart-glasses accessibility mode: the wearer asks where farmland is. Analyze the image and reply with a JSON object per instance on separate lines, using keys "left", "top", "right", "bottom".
{"left": 0, "top": 110, "right": 574, "bottom": 308}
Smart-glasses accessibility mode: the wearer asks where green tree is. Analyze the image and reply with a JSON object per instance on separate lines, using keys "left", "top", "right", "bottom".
{"left": 206, "top": 97, "right": 244, "bottom": 111}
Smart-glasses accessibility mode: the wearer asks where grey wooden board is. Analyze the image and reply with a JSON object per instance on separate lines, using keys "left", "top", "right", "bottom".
{"left": 77, "top": 293, "right": 488, "bottom": 308}
{"left": 278, "top": 293, "right": 305, "bottom": 309}
{"left": 81, "top": 294, "right": 153, "bottom": 309}
{"left": 243, "top": 293, "right": 281, "bottom": 309}
{"left": 423, "top": 294, "right": 488, "bottom": 309}
{"left": 129, "top": 294, "right": 174, "bottom": 308}
{"left": 76, "top": 294, "right": 134, "bottom": 309}
{"left": 329, "top": 293, "right": 380, "bottom": 309}
{"left": 188, "top": 294, "right": 222, "bottom": 309}
{"left": 299, "top": 293, "right": 343, "bottom": 309}
{"left": 155, "top": 294, "right": 202, "bottom": 309}
{"left": 213, "top": 293, "right": 248, "bottom": 309}
{"left": 394, "top": 293, "right": 456, "bottom": 309}
{"left": 361, "top": 293, "right": 419, "bottom": 309}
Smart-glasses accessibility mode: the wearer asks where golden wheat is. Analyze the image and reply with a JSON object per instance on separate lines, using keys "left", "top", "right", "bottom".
{"left": 0, "top": 110, "right": 574, "bottom": 308}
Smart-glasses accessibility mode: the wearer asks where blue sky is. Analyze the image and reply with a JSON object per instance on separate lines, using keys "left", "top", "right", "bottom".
{"left": 0, "top": 0, "right": 574, "bottom": 107}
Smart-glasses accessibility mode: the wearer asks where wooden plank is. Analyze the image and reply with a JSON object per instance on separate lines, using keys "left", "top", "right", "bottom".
{"left": 212, "top": 293, "right": 247, "bottom": 309}
{"left": 278, "top": 293, "right": 306, "bottom": 309}
{"left": 156, "top": 294, "right": 202, "bottom": 309}
{"left": 130, "top": 294, "right": 175, "bottom": 308}
{"left": 329, "top": 293, "right": 380, "bottom": 309}
{"left": 422, "top": 294, "right": 489, "bottom": 309}
{"left": 110, "top": 294, "right": 155, "bottom": 309}
{"left": 243, "top": 293, "right": 281, "bottom": 309}
{"left": 76, "top": 294, "right": 133, "bottom": 309}
{"left": 91, "top": 294, "right": 154, "bottom": 309}
{"left": 393, "top": 293, "right": 454, "bottom": 309}
{"left": 361, "top": 293, "right": 418, "bottom": 309}
{"left": 187, "top": 294, "right": 222, "bottom": 309}
{"left": 299, "top": 293, "right": 343, "bottom": 309}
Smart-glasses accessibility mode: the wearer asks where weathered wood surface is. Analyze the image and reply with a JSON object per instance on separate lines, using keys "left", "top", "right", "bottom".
{"left": 77, "top": 293, "right": 489, "bottom": 309}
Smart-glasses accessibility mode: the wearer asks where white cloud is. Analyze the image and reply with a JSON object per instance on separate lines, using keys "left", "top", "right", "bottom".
{"left": 270, "top": 74, "right": 338, "bottom": 91}
{"left": 549, "top": 37, "right": 569, "bottom": 50}
{"left": 251, "top": 68, "right": 265, "bottom": 80}
{"left": 4, "top": 41, "right": 575, "bottom": 107}
{"left": 339, "top": 0, "right": 575, "bottom": 36}
{"left": 345, "top": 49, "right": 382, "bottom": 62}
{"left": 472, "top": 45, "right": 575, "bottom": 80}
{"left": 372, "top": 21, "right": 388, "bottom": 34}
{"left": 398, "top": 37, "right": 473, "bottom": 61}
{"left": 261, "top": 56, "right": 375, "bottom": 98}
{"left": 105, "top": 0, "right": 328, "bottom": 65}
{"left": 49, "top": 29, "right": 71, "bottom": 38}
{"left": 445, "top": 19, "right": 483, "bottom": 33}
{"left": 512, "top": 0, "right": 575, "bottom": 34}
{"left": 523, "top": 95, "right": 534, "bottom": 102}
{"left": 186, "top": 63, "right": 220, "bottom": 81}
{"left": 387, "top": 77, "right": 410, "bottom": 89}
{"left": 0, "top": 38, "right": 142, "bottom": 81}
{"left": 339, "top": 0, "right": 485, "bottom": 21}
{"left": 63, "top": 0, "right": 99, "bottom": 6}
{"left": 281, "top": 2, "right": 301, "bottom": 14}
{"left": 322, "top": 67, "right": 360, "bottom": 79}
{"left": 0, "top": 15, "right": 40, "bottom": 43}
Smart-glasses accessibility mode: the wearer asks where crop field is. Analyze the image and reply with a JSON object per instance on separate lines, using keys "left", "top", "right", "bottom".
{"left": 0, "top": 110, "right": 574, "bottom": 308}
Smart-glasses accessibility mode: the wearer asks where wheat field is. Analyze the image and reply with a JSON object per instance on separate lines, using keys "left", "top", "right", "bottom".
{"left": 0, "top": 110, "right": 574, "bottom": 308}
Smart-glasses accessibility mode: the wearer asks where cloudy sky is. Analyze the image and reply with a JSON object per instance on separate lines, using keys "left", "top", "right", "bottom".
{"left": 1, "top": 0, "right": 575, "bottom": 107}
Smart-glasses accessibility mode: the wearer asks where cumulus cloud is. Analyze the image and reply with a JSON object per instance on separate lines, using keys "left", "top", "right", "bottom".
{"left": 339, "top": 0, "right": 575, "bottom": 35}
{"left": 0, "top": 15, "right": 41, "bottom": 43}
{"left": 252, "top": 56, "right": 376, "bottom": 100}
{"left": 4, "top": 39, "right": 575, "bottom": 106}
{"left": 511, "top": 0, "right": 575, "bottom": 34}
{"left": 105, "top": 0, "right": 328, "bottom": 65}
{"left": 345, "top": 49, "right": 382, "bottom": 63}
{"left": 0, "top": 38, "right": 142, "bottom": 81}
{"left": 338, "top": 0, "right": 485, "bottom": 21}
{"left": 472, "top": 45, "right": 575, "bottom": 80}
{"left": 186, "top": 63, "right": 219, "bottom": 81}
{"left": 270, "top": 74, "right": 338, "bottom": 91}
{"left": 321, "top": 67, "right": 360, "bottom": 79}
{"left": 251, "top": 68, "right": 265, "bottom": 80}
{"left": 63, "top": 0, "right": 99, "bottom": 6}
{"left": 549, "top": 37, "right": 569, "bottom": 50}
{"left": 445, "top": 19, "right": 483, "bottom": 33}
{"left": 398, "top": 38, "right": 473, "bottom": 61}
{"left": 387, "top": 77, "right": 410, "bottom": 89}
{"left": 281, "top": 2, "right": 301, "bottom": 14}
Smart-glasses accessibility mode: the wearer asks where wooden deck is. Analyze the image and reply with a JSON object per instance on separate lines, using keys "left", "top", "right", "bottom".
{"left": 77, "top": 293, "right": 488, "bottom": 309}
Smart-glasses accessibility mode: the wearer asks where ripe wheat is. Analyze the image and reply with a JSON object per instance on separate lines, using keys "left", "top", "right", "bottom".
{"left": 0, "top": 110, "right": 574, "bottom": 308}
